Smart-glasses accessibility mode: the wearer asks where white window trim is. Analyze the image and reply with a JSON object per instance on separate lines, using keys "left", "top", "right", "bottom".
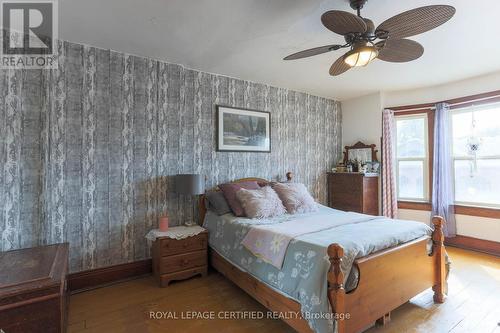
{"left": 394, "top": 114, "right": 430, "bottom": 202}
{"left": 450, "top": 106, "right": 500, "bottom": 208}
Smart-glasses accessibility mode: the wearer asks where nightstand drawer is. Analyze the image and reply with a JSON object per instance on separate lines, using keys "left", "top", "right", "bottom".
{"left": 160, "top": 232, "right": 207, "bottom": 256}
{"left": 161, "top": 250, "right": 207, "bottom": 274}
{"left": 151, "top": 227, "right": 208, "bottom": 287}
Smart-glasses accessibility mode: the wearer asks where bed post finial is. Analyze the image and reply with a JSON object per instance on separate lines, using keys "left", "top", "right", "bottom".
{"left": 286, "top": 171, "right": 293, "bottom": 182}
{"left": 327, "top": 243, "right": 346, "bottom": 333}
{"left": 432, "top": 216, "right": 446, "bottom": 303}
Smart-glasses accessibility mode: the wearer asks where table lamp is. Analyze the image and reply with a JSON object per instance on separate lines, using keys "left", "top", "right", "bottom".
{"left": 174, "top": 174, "right": 205, "bottom": 226}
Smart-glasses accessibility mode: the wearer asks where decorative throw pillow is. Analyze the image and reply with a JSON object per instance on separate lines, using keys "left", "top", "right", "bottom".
{"left": 272, "top": 182, "right": 318, "bottom": 214}
{"left": 236, "top": 186, "right": 286, "bottom": 219}
{"left": 219, "top": 181, "right": 260, "bottom": 216}
{"left": 205, "top": 191, "right": 231, "bottom": 215}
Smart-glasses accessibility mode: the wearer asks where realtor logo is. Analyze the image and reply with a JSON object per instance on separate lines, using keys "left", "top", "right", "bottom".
{"left": 1, "top": 0, "right": 58, "bottom": 68}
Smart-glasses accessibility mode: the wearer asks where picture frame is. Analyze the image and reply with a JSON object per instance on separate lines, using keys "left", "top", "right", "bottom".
{"left": 216, "top": 105, "right": 271, "bottom": 153}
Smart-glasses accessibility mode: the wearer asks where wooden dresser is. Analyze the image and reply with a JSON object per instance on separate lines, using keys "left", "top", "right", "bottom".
{"left": 152, "top": 230, "right": 208, "bottom": 287}
{"left": 0, "top": 243, "right": 69, "bottom": 333}
{"left": 327, "top": 172, "right": 379, "bottom": 215}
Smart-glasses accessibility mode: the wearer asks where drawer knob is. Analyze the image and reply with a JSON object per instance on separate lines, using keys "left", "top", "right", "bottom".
{"left": 182, "top": 259, "right": 189, "bottom": 265}
{"left": 183, "top": 243, "right": 189, "bottom": 248}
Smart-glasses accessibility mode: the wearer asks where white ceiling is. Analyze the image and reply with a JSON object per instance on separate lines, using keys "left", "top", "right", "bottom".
{"left": 59, "top": 0, "right": 500, "bottom": 100}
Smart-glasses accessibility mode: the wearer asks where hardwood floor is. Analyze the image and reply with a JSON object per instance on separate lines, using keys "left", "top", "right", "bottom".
{"left": 68, "top": 247, "right": 500, "bottom": 333}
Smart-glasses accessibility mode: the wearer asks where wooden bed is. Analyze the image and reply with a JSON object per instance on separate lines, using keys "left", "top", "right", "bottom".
{"left": 200, "top": 177, "right": 446, "bottom": 333}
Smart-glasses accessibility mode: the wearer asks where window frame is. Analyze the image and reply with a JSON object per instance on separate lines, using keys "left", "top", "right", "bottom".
{"left": 394, "top": 112, "right": 433, "bottom": 203}
{"left": 389, "top": 89, "right": 500, "bottom": 218}
{"left": 449, "top": 104, "right": 500, "bottom": 209}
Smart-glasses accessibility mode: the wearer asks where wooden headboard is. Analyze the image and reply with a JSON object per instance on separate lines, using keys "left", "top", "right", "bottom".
{"left": 199, "top": 172, "right": 293, "bottom": 224}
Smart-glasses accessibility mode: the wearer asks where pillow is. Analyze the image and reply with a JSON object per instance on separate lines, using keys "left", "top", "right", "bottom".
{"left": 219, "top": 181, "right": 260, "bottom": 216}
{"left": 236, "top": 186, "right": 286, "bottom": 219}
{"left": 271, "top": 183, "right": 318, "bottom": 214}
{"left": 205, "top": 191, "right": 231, "bottom": 215}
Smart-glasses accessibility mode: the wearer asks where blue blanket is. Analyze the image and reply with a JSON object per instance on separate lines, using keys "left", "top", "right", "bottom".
{"left": 203, "top": 205, "right": 432, "bottom": 333}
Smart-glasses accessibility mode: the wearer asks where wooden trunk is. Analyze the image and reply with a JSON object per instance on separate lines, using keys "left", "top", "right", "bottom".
{"left": 327, "top": 172, "right": 379, "bottom": 215}
{"left": 0, "top": 243, "right": 69, "bottom": 333}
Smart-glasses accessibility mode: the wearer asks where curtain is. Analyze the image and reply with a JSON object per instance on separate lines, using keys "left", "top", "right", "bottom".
{"left": 432, "top": 102, "right": 456, "bottom": 236}
{"left": 382, "top": 109, "right": 398, "bottom": 218}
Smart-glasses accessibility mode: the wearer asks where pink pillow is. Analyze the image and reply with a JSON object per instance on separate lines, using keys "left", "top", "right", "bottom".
{"left": 220, "top": 181, "right": 260, "bottom": 216}
{"left": 236, "top": 186, "right": 286, "bottom": 219}
{"left": 272, "top": 183, "right": 318, "bottom": 214}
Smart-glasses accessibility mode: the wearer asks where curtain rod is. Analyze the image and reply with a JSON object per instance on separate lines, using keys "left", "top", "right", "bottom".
{"left": 392, "top": 106, "right": 434, "bottom": 113}
{"left": 388, "top": 90, "right": 500, "bottom": 113}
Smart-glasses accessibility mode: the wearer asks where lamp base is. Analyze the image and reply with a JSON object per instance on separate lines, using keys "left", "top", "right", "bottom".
{"left": 183, "top": 221, "right": 197, "bottom": 227}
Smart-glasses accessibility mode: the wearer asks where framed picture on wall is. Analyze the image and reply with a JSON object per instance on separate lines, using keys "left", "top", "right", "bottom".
{"left": 216, "top": 105, "right": 271, "bottom": 152}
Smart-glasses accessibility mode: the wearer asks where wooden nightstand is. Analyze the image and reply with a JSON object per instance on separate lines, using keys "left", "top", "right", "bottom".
{"left": 151, "top": 227, "right": 208, "bottom": 287}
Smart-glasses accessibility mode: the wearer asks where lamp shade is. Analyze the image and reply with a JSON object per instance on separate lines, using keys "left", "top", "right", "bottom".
{"left": 344, "top": 45, "right": 378, "bottom": 67}
{"left": 175, "top": 174, "right": 205, "bottom": 195}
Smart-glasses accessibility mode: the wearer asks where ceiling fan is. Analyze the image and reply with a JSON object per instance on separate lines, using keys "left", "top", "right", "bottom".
{"left": 283, "top": 0, "right": 455, "bottom": 76}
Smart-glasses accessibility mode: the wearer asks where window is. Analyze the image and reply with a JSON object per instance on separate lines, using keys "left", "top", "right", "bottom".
{"left": 395, "top": 114, "right": 430, "bottom": 201}
{"left": 451, "top": 103, "right": 500, "bottom": 207}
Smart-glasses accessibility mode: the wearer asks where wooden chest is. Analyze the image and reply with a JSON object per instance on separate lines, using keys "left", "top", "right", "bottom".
{"left": 328, "top": 172, "right": 379, "bottom": 215}
{"left": 0, "top": 243, "right": 69, "bottom": 333}
{"left": 152, "top": 231, "right": 208, "bottom": 287}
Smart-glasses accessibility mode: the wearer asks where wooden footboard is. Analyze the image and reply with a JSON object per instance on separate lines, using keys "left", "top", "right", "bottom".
{"left": 209, "top": 216, "right": 446, "bottom": 333}
{"left": 329, "top": 216, "right": 446, "bottom": 333}
{"left": 210, "top": 249, "right": 314, "bottom": 333}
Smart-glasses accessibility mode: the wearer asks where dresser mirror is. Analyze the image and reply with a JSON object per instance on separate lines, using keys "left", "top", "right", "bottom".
{"left": 343, "top": 141, "right": 378, "bottom": 164}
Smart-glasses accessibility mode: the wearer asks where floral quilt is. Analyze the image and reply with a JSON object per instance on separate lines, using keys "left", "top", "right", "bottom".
{"left": 203, "top": 205, "right": 432, "bottom": 333}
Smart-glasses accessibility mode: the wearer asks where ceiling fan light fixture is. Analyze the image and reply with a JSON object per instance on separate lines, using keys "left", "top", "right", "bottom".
{"left": 344, "top": 45, "right": 378, "bottom": 67}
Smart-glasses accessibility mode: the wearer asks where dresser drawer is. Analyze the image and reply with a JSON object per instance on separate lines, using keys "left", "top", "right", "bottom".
{"left": 332, "top": 192, "right": 362, "bottom": 209}
{"left": 329, "top": 173, "right": 363, "bottom": 192}
{"left": 160, "top": 232, "right": 207, "bottom": 256}
{"left": 331, "top": 201, "right": 362, "bottom": 213}
{"left": 161, "top": 250, "right": 207, "bottom": 274}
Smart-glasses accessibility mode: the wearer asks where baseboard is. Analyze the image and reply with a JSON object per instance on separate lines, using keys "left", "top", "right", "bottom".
{"left": 68, "top": 259, "right": 152, "bottom": 292}
{"left": 445, "top": 235, "right": 500, "bottom": 257}
{"left": 67, "top": 236, "right": 498, "bottom": 292}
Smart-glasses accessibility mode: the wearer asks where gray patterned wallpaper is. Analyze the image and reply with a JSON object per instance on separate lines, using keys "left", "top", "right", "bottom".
{"left": 0, "top": 40, "right": 342, "bottom": 272}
